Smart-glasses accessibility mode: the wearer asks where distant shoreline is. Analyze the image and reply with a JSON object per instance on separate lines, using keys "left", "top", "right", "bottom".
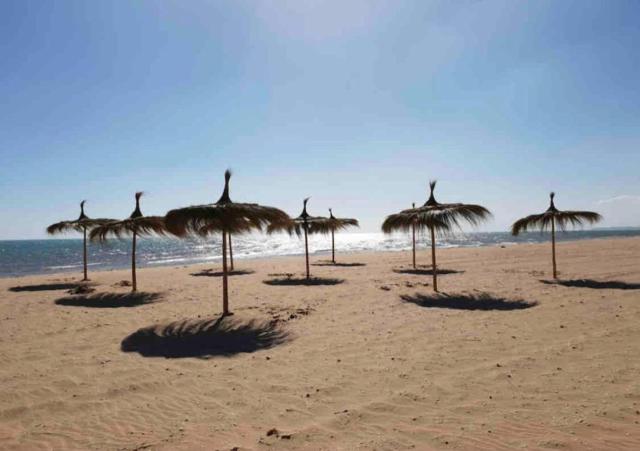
{"left": 2, "top": 232, "right": 639, "bottom": 280}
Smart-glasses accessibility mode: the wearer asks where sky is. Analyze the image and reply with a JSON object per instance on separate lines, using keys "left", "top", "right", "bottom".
{"left": 1, "top": 0, "right": 639, "bottom": 239}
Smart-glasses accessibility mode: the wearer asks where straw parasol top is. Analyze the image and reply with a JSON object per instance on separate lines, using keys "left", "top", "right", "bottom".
{"left": 511, "top": 192, "right": 602, "bottom": 236}
{"left": 90, "top": 192, "right": 167, "bottom": 242}
{"left": 165, "top": 170, "right": 292, "bottom": 237}
{"left": 327, "top": 208, "right": 359, "bottom": 232}
{"left": 382, "top": 181, "right": 491, "bottom": 234}
{"left": 275, "top": 197, "right": 333, "bottom": 236}
{"left": 47, "top": 201, "right": 114, "bottom": 235}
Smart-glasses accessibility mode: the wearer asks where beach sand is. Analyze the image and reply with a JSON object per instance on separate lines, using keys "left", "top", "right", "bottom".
{"left": 1, "top": 237, "right": 639, "bottom": 450}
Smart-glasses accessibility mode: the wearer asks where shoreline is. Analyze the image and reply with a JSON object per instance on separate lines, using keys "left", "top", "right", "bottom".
{"left": 3, "top": 231, "right": 640, "bottom": 280}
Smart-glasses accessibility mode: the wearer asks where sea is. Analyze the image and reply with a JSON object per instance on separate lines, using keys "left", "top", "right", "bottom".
{"left": 1, "top": 229, "right": 639, "bottom": 278}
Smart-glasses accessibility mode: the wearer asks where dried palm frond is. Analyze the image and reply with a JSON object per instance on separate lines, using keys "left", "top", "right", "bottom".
{"left": 271, "top": 197, "right": 331, "bottom": 236}
{"left": 90, "top": 193, "right": 167, "bottom": 242}
{"left": 327, "top": 208, "right": 359, "bottom": 231}
{"left": 511, "top": 193, "right": 602, "bottom": 236}
{"left": 47, "top": 201, "right": 113, "bottom": 235}
{"left": 383, "top": 181, "right": 491, "bottom": 235}
{"left": 511, "top": 192, "right": 602, "bottom": 279}
{"left": 90, "top": 215, "right": 167, "bottom": 242}
{"left": 165, "top": 171, "right": 292, "bottom": 238}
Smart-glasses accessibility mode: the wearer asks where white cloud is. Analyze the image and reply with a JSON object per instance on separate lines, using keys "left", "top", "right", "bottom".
{"left": 597, "top": 195, "right": 640, "bottom": 205}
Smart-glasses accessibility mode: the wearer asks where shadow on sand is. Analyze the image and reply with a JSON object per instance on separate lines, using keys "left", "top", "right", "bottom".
{"left": 393, "top": 268, "right": 463, "bottom": 276}
{"left": 540, "top": 279, "right": 640, "bottom": 290}
{"left": 311, "top": 262, "right": 366, "bottom": 267}
{"left": 190, "top": 269, "right": 255, "bottom": 277}
{"left": 9, "top": 282, "right": 86, "bottom": 292}
{"left": 400, "top": 292, "right": 537, "bottom": 311}
{"left": 263, "top": 277, "right": 345, "bottom": 286}
{"left": 55, "top": 292, "right": 161, "bottom": 308}
{"left": 121, "top": 316, "right": 290, "bottom": 358}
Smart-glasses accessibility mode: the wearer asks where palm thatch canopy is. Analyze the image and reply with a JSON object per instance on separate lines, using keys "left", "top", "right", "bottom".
{"left": 276, "top": 197, "right": 332, "bottom": 236}
{"left": 511, "top": 192, "right": 602, "bottom": 236}
{"left": 164, "top": 170, "right": 292, "bottom": 315}
{"left": 382, "top": 181, "right": 491, "bottom": 292}
{"left": 90, "top": 193, "right": 167, "bottom": 242}
{"left": 165, "top": 170, "right": 291, "bottom": 237}
{"left": 327, "top": 208, "right": 359, "bottom": 232}
{"left": 382, "top": 181, "right": 491, "bottom": 234}
{"left": 511, "top": 192, "right": 601, "bottom": 280}
{"left": 47, "top": 201, "right": 113, "bottom": 234}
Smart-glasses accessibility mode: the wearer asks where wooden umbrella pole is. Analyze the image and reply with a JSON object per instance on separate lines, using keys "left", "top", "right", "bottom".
{"left": 304, "top": 223, "right": 310, "bottom": 279}
{"left": 222, "top": 230, "right": 229, "bottom": 315}
{"left": 412, "top": 223, "right": 416, "bottom": 269}
{"left": 551, "top": 216, "right": 557, "bottom": 279}
{"left": 131, "top": 230, "right": 137, "bottom": 292}
{"left": 430, "top": 224, "right": 438, "bottom": 292}
{"left": 228, "top": 233, "right": 234, "bottom": 271}
{"left": 83, "top": 226, "right": 88, "bottom": 281}
{"left": 331, "top": 229, "right": 335, "bottom": 264}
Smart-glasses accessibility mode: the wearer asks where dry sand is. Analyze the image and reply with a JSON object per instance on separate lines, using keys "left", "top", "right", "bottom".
{"left": 1, "top": 237, "right": 639, "bottom": 450}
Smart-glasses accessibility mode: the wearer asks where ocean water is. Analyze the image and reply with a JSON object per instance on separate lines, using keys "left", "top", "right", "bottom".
{"left": 1, "top": 229, "right": 639, "bottom": 278}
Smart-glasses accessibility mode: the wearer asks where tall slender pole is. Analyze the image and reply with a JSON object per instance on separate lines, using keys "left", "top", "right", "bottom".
{"left": 412, "top": 223, "right": 416, "bottom": 269}
{"left": 131, "top": 230, "right": 137, "bottom": 292}
{"left": 83, "top": 226, "right": 88, "bottom": 281}
{"left": 331, "top": 229, "right": 335, "bottom": 264}
{"left": 411, "top": 202, "right": 416, "bottom": 269}
{"left": 551, "top": 216, "right": 557, "bottom": 279}
{"left": 430, "top": 224, "right": 438, "bottom": 292}
{"left": 228, "top": 233, "right": 234, "bottom": 271}
{"left": 304, "top": 223, "right": 310, "bottom": 279}
{"left": 222, "top": 230, "right": 229, "bottom": 315}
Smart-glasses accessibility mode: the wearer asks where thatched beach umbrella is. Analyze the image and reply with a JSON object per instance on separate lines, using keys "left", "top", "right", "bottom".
{"left": 47, "top": 201, "right": 113, "bottom": 281}
{"left": 382, "top": 181, "right": 491, "bottom": 292}
{"left": 165, "top": 170, "right": 291, "bottom": 316}
{"left": 277, "top": 198, "right": 331, "bottom": 279}
{"left": 327, "top": 208, "right": 359, "bottom": 264}
{"left": 90, "top": 192, "right": 167, "bottom": 292}
{"left": 511, "top": 192, "right": 602, "bottom": 279}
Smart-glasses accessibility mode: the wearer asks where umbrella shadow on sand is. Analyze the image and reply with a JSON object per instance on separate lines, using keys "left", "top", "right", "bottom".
{"left": 121, "top": 315, "right": 290, "bottom": 358}
{"left": 400, "top": 293, "right": 537, "bottom": 311}
{"left": 55, "top": 292, "right": 161, "bottom": 308}
{"left": 9, "top": 282, "right": 86, "bottom": 292}
{"left": 190, "top": 269, "right": 255, "bottom": 277}
{"left": 540, "top": 279, "right": 640, "bottom": 290}
{"left": 263, "top": 277, "right": 344, "bottom": 286}
{"left": 393, "top": 268, "right": 463, "bottom": 276}
{"left": 311, "top": 261, "right": 366, "bottom": 267}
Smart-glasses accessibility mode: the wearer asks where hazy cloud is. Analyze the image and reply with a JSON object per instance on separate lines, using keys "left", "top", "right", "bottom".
{"left": 597, "top": 195, "right": 640, "bottom": 205}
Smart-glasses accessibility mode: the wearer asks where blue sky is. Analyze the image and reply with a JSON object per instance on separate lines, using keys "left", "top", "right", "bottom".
{"left": 1, "top": 0, "right": 639, "bottom": 239}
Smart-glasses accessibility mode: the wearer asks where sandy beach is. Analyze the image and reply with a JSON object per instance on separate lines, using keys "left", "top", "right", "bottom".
{"left": 1, "top": 237, "right": 639, "bottom": 450}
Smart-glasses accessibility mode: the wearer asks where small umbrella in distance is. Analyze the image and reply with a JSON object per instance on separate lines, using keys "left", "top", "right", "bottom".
{"left": 511, "top": 192, "right": 602, "bottom": 279}
{"left": 90, "top": 193, "right": 167, "bottom": 292}
{"left": 382, "top": 181, "right": 491, "bottom": 292}
{"left": 47, "top": 201, "right": 114, "bottom": 281}
{"left": 327, "top": 208, "right": 359, "bottom": 264}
